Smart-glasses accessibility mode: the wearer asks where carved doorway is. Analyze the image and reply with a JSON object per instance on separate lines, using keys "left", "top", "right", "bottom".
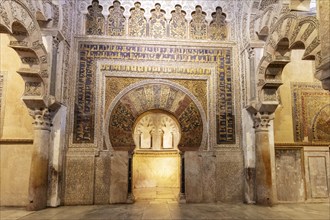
{"left": 131, "top": 110, "right": 181, "bottom": 202}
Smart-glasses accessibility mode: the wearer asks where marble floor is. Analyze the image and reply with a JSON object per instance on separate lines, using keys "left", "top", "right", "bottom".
{"left": 133, "top": 187, "right": 179, "bottom": 202}
{"left": 1, "top": 202, "right": 329, "bottom": 220}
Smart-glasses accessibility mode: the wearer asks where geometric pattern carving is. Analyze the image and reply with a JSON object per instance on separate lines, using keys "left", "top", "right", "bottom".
{"left": 75, "top": 42, "right": 234, "bottom": 144}
{"left": 259, "top": 0, "right": 279, "bottom": 10}
{"left": 107, "top": 0, "right": 125, "bottom": 36}
{"left": 190, "top": 6, "right": 208, "bottom": 40}
{"left": 24, "top": 82, "right": 42, "bottom": 96}
{"left": 209, "top": 7, "right": 227, "bottom": 40}
{"left": 128, "top": 2, "right": 146, "bottom": 37}
{"left": 86, "top": 0, "right": 105, "bottom": 35}
{"left": 169, "top": 5, "right": 187, "bottom": 39}
{"left": 149, "top": 3, "right": 166, "bottom": 39}
{"left": 291, "top": 82, "right": 330, "bottom": 142}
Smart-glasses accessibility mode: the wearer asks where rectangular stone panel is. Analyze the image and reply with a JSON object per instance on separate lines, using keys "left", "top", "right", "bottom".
{"left": 185, "top": 151, "right": 203, "bottom": 202}
{"left": 132, "top": 152, "right": 180, "bottom": 189}
{"left": 215, "top": 151, "right": 244, "bottom": 202}
{"left": 64, "top": 155, "right": 95, "bottom": 205}
{"left": 202, "top": 153, "right": 216, "bottom": 202}
{"left": 110, "top": 151, "right": 128, "bottom": 203}
{"left": 94, "top": 152, "right": 110, "bottom": 204}
{"left": 304, "top": 147, "right": 330, "bottom": 201}
{"left": 275, "top": 148, "right": 305, "bottom": 202}
{"left": 308, "top": 156, "right": 329, "bottom": 198}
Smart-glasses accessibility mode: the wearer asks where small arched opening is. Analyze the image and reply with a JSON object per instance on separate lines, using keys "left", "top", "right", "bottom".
{"left": 132, "top": 110, "right": 181, "bottom": 202}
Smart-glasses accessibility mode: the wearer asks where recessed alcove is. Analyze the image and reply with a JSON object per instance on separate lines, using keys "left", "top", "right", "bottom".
{"left": 132, "top": 110, "right": 181, "bottom": 202}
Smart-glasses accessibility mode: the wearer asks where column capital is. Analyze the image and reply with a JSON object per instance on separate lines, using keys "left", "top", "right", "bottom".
{"left": 52, "top": 36, "right": 60, "bottom": 50}
{"left": 253, "top": 112, "right": 274, "bottom": 132}
{"left": 248, "top": 47, "right": 255, "bottom": 59}
{"left": 29, "top": 108, "right": 52, "bottom": 130}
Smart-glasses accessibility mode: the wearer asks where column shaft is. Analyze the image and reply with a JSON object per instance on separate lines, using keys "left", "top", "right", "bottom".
{"left": 27, "top": 109, "right": 51, "bottom": 211}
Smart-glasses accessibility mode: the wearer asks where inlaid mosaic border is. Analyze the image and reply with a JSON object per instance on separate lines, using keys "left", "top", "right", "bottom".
{"left": 72, "top": 38, "right": 236, "bottom": 148}
{"left": 291, "top": 82, "right": 330, "bottom": 142}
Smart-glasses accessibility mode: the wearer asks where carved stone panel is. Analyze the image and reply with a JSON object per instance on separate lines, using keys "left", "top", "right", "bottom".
{"left": 24, "top": 82, "right": 42, "bottom": 96}
{"left": 209, "top": 7, "right": 227, "bottom": 40}
{"left": 169, "top": 5, "right": 187, "bottom": 39}
{"left": 128, "top": 2, "right": 146, "bottom": 37}
{"left": 64, "top": 156, "right": 95, "bottom": 205}
{"left": 149, "top": 4, "right": 166, "bottom": 39}
{"left": 275, "top": 148, "right": 305, "bottom": 202}
{"left": 86, "top": 0, "right": 105, "bottom": 35}
{"left": 304, "top": 148, "right": 330, "bottom": 201}
{"left": 190, "top": 6, "right": 207, "bottom": 40}
{"left": 291, "top": 83, "right": 330, "bottom": 142}
{"left": 107, "top": 1, "right": 125, "bottom": 36}
{"left": 308, "top": 156, "right": 329, "bottom": 198}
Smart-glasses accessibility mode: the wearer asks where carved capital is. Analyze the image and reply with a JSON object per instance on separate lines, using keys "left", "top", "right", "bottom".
{"left": 248, "top": 47, "right": 255, "bottom": 59}
{"left": 253, "top": 112, "right": 274, "bottom": 132}
{"left": 52, "top": 36, "right": 60, "bottom": 50}
{"left": 29, "top": 108, "right": 52, "bottom": 130}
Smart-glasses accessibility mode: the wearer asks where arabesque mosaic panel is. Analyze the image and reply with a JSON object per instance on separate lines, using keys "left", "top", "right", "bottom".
{"left": 291, "top": 83, "right": 330, "bottom": 142}
{"left": 74, "top": 42, "right": 234, "bottom": 144}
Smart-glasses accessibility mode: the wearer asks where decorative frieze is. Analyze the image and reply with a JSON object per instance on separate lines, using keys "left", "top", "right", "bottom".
{"left": 107, "top": 0, "right": 125, "bottom": 36}
{"left": 86, "top": 0, "right": 105, "bottom": 35}
{"left": 82, "top": 1, "right": 229, "bottom": 41}
{"left": 209, "top": 7, "right": 227, "bottom": 40}
{"left": 128, "top": 2, "right": 146, "bottom": 37}
{"left": 169, "top": 5, "right": 187, "bottom": 39}
{"left": 190, "top": 6, "right": 208, "bottom": 40}
{"left": 149, "top": 3, "right": 166, "bottom": 39}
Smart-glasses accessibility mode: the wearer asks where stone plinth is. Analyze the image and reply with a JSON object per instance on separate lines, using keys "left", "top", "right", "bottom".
{"left": 132, "top": 151, "right": 180, "bottom": 189}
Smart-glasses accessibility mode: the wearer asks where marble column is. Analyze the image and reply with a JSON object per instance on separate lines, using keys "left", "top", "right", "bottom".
{"left": 26, "top": 108, "right": 52, "bottom": 211}
{"left": 179, "top": 152, "right": 186, "bottom": 203}
{"left": 253, "top": 112, "right": 274, "bottom": 206}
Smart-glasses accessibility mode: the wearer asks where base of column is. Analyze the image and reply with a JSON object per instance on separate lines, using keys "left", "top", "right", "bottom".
{"left": 26, "top": 189, "right": 48, "bottom": 211}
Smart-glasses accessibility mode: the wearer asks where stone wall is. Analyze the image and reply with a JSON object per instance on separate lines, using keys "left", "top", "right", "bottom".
{"left": 275, "top": 145, "right": 330, "bottom": 203}
{"left": 0, "top": 33, "right": 34, "bottom": 206}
